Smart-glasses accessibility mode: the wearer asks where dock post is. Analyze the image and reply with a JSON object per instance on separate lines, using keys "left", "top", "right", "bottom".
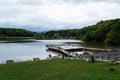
{"left": 90, "top": 56, "right": 95, "bottom": 63}
{"left": 62, "top": 54, "right": 65, "bottom": 59}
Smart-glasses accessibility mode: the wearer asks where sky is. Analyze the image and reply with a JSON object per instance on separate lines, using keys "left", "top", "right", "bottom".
{"left": 0, "top": 0, "right": 120, "bottom": 32}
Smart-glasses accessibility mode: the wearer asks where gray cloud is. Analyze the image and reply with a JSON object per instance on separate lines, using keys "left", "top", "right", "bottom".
{"left": 0, "top": 0, "right": 120, "bottom": 32}
{"left": 63, "top": 0, "right": 120, "bottom": 3}
{"left": 1, "top": 0, "right": 118, "bottom": 6}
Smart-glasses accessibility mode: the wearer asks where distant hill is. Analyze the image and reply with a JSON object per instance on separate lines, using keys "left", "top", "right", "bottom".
{"left": 40, "top": 18, "right": 120, "bottom": 45}
{"left": 0, "top": 28, "right": 37, "bottom": 37}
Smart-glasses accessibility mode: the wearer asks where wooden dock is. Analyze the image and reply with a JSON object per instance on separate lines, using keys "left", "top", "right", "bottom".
{"left": 47, "top": 45, "right": 74, "bottom": 57}
{"left": 46, "top": 44, "right": 112, "bottom": 60}
{"left": 46, "top": 44, "right": 120, "bottom": 64}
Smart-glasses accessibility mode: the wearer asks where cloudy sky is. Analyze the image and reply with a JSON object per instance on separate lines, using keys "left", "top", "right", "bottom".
{"left": 0, "top": 0, "right": 120, "bottom": 32}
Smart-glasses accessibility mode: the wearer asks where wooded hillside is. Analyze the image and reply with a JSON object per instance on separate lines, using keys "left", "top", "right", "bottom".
{"left": 40, "top": 18, "right": 120, "bottom": 45}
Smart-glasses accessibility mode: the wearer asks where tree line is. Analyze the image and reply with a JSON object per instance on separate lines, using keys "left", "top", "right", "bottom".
{"left": 0, "top": 28, "right": 36, "bottom": 37}
{"left": 40, "top": 18, "right": 120, "bottom": 45}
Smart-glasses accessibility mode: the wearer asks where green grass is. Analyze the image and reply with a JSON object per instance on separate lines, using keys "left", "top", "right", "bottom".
{"left": 0, "top": 59, "right": 120, "bottom": 80}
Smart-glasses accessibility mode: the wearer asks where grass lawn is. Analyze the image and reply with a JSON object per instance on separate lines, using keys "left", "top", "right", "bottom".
{"left": 0, "top": 59, "right": 120, "bottom": 80}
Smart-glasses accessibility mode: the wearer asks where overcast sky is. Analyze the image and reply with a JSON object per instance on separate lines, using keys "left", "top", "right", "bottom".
{"left": 0, "top": 0, "right": 120, "bottom": 32}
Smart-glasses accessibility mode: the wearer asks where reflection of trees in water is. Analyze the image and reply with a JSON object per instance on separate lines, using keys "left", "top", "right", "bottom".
{"left": 79, "top": 41, "right": 120, "bottom": 50}
{"left": 79, "top": 42, "right": 107, "bottom": 48}
{"left": 0, "top": 39, "right": 36, "bottom": 43}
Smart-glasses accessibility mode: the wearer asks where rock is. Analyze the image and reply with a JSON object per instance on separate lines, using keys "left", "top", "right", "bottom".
{"left": 33, "top": 58, "right": 40, "bottom": 61}
{"left": 6, "top": 60, "right": 14, "bottom": 64}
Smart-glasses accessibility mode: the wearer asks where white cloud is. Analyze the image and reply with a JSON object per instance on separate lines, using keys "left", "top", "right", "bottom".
{"left": 0, "top": 0, "right": 120, "bottom": 31}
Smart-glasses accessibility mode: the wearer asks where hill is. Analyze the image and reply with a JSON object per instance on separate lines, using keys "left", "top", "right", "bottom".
{"left": 40, "top": 18, "right": 120, "bottom": 45}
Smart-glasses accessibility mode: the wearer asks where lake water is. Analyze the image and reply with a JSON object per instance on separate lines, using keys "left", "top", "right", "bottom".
{"left": 0, "top": 40, "right": 82, "bottom": 63}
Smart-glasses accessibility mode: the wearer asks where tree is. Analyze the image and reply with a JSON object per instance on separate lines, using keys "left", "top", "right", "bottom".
{"left": 53, "top": 33, "right": 60, "bottom": 39}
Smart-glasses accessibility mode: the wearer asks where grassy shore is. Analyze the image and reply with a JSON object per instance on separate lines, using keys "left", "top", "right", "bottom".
{"left": 0, "top": 59, "right": 120, "bottom": 80}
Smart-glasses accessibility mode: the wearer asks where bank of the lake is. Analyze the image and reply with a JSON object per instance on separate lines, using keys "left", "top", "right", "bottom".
{"left": 0, "top": 59, "right": 119, "bottom": 80}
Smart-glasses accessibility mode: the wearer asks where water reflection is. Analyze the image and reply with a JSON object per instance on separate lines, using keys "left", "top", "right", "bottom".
{"left": 0, "top": 39, "right": 82, "bottom": 63}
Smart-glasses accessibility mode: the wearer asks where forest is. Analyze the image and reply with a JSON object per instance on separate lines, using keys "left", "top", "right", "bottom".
{"left": 0, "top": 28, "right": 36, "bottom": 37}
{"left": 40, "top": 18, "right": 120, "bottom": 45}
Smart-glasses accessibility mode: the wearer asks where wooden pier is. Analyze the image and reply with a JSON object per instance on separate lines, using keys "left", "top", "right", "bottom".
{"left": 46, "top": 44, "right": 112, "bottom": 60}
{"left": 47, "top": 44, "right": 74, "bottom": 57}
{"left": 46, "top": 44, "right": 120, "bottom": 64}
{"left": 46, "top": 44, "right": 120, "bottom": 63}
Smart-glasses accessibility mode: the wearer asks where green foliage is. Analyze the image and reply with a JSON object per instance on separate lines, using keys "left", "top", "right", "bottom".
{"left": 81, "top": 18, "right": 120, "bottom": 45}
{"left": 105, "top": 20, "right": 120, "bottom": 45}
{"left": 53, "top": 33, "right": 60, "bottom": 38}
{"left": 0, "top": 28, "right": 36, "bottom": 37}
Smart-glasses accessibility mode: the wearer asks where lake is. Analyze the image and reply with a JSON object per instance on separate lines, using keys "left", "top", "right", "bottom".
{"left": 0, "top": 39, "right": 82, "bottom": 63}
